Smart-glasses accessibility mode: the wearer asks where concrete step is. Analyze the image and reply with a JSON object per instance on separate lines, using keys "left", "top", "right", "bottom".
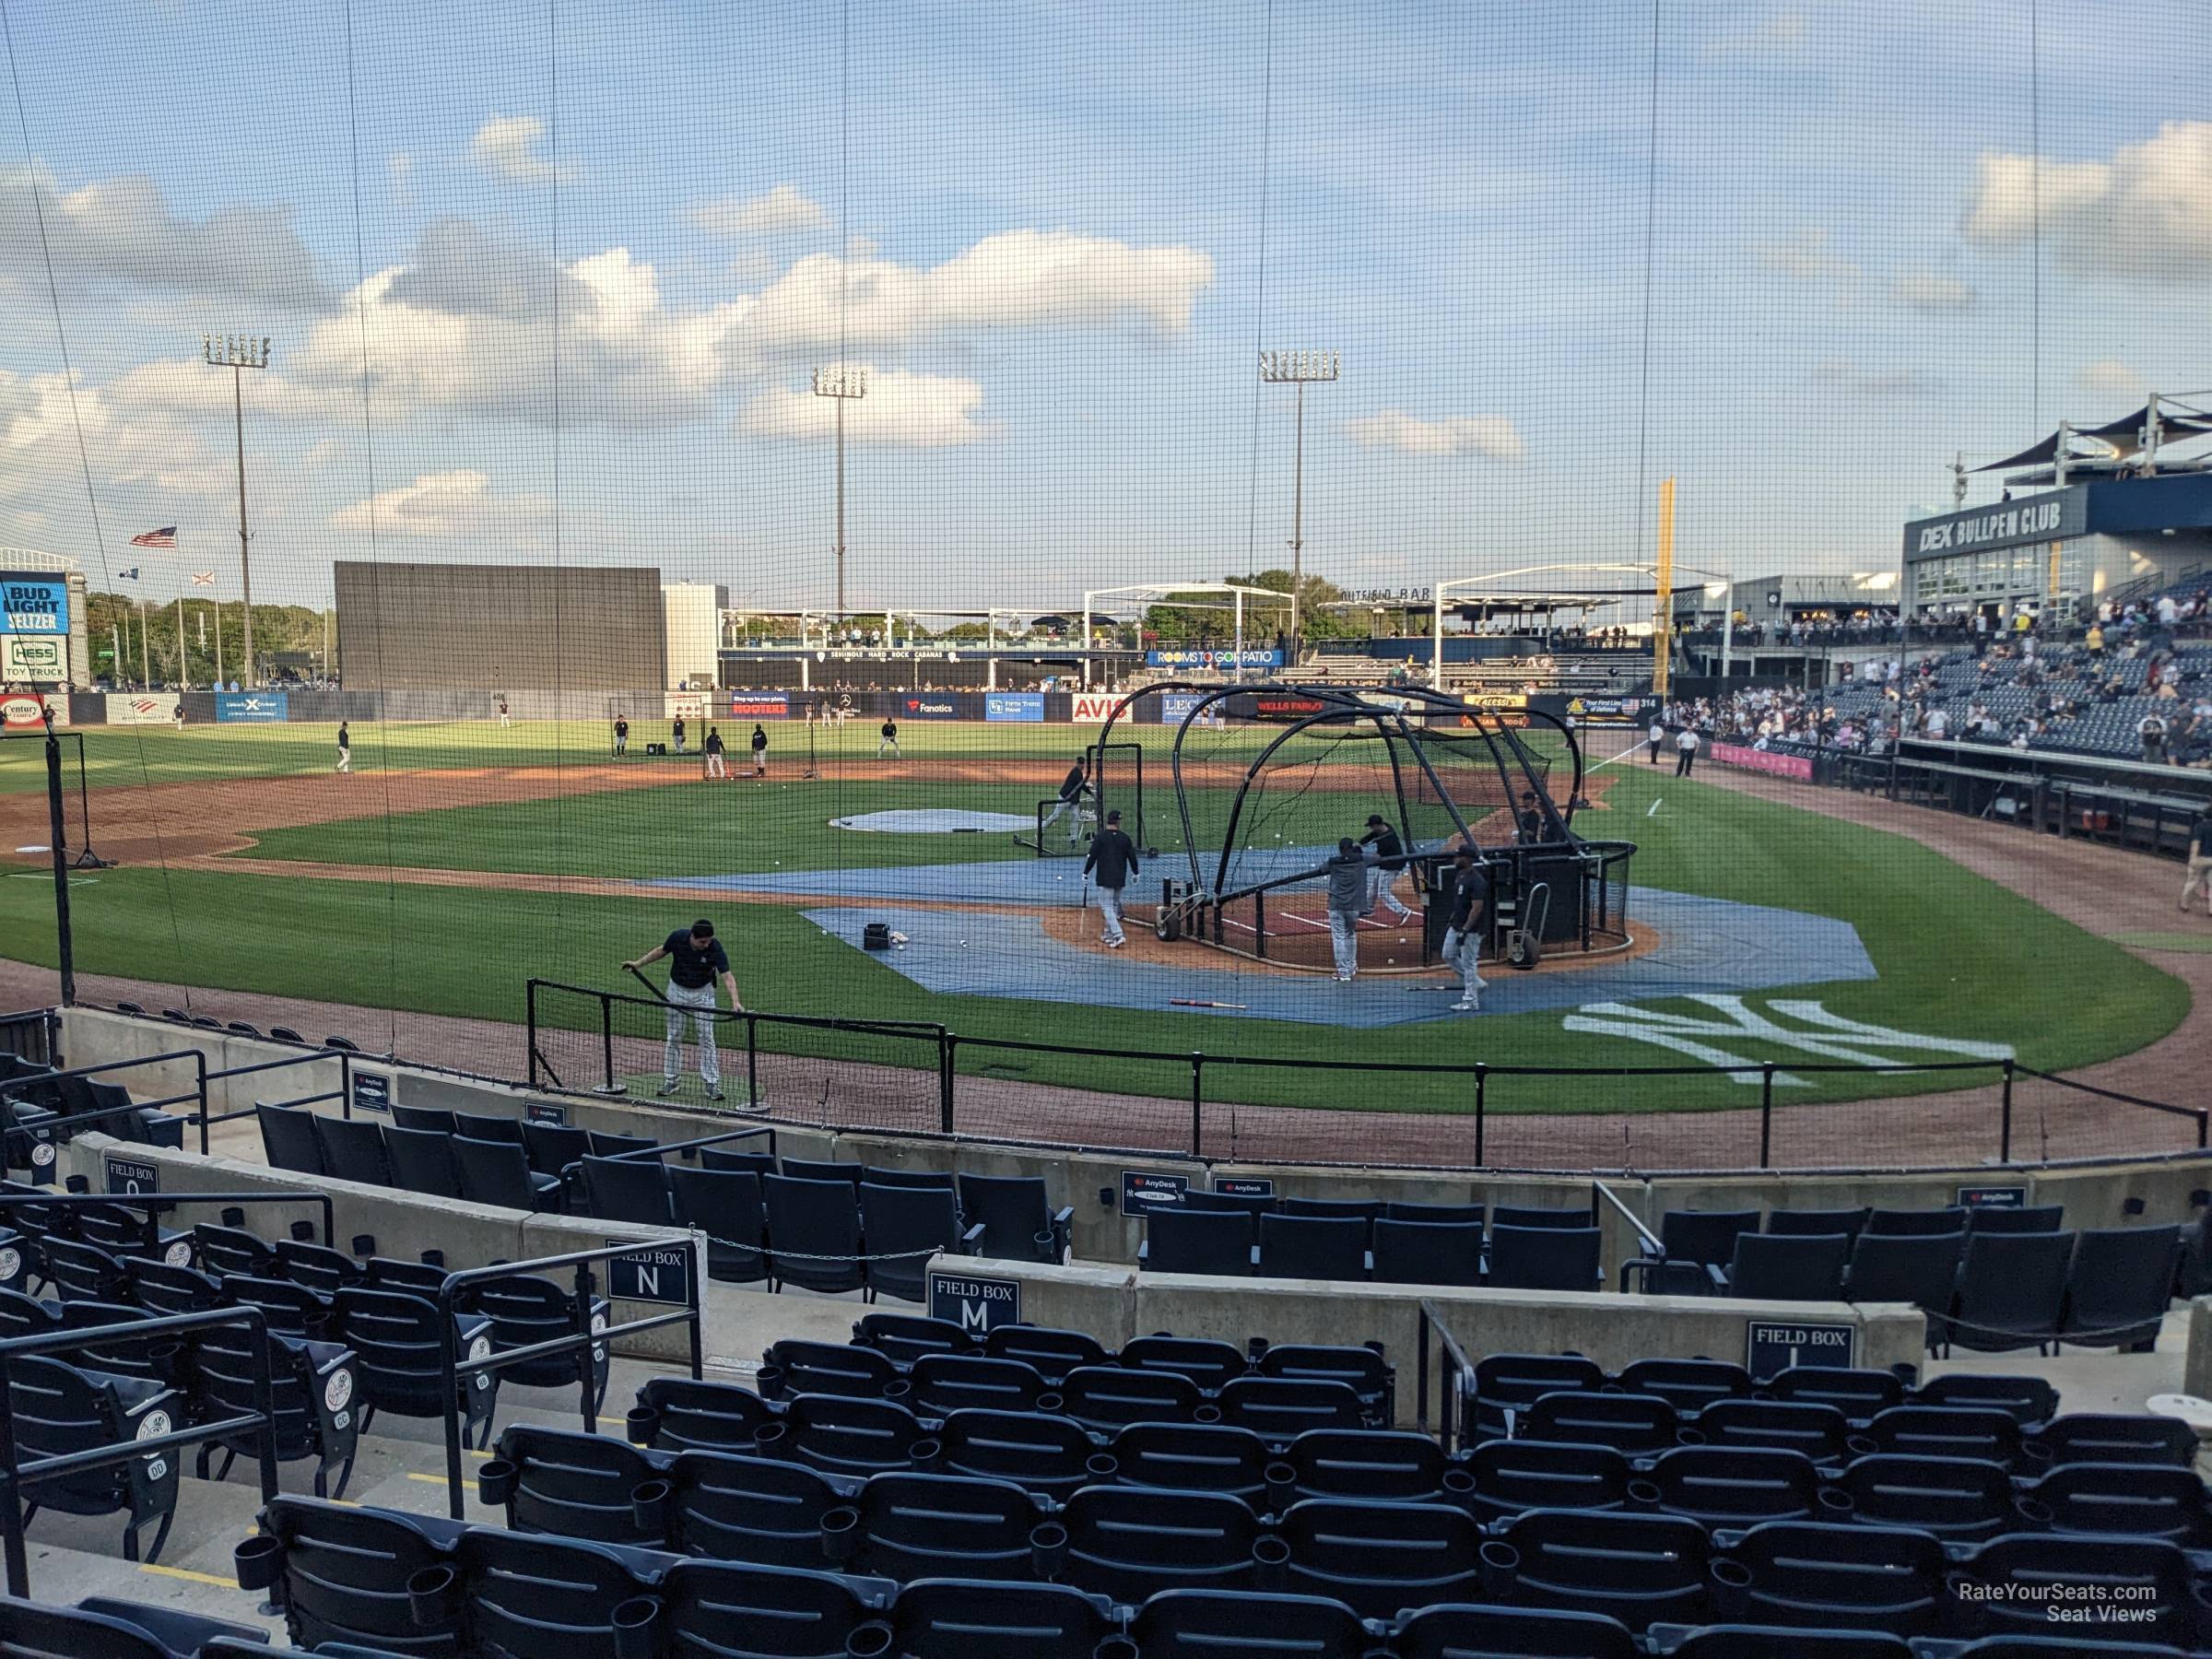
{"left": 13, "top": 1538, "right": 285, "bottom": 1645}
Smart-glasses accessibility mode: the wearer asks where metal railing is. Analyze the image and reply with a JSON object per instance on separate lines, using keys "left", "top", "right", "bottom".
{"left": 433, "top": 1238, "right": 703, "bottom": 1520}
{"left": 0, "top": 1187, "right": 335, "bottom": 1252}
{"left": 1413, "top": 1299, "right": 1480, "bottom": 1455}
{"left": 0, "top": 1303, "right": 279, "bottom": 1597}
{"left": 0, "top": 1010, "right": 58, "bottom": 1071}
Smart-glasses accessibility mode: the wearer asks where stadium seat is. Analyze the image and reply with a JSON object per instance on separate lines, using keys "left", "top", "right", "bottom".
{"left": 0, "top": 1594, "right": 268, "bottom": 1659}
{"left": 888, "top": 1579, "right": 1118, "bottom": 1659}
{"left": 273, "top": 1235, "right": 366, "bottom": 1296}
{"left": 670, "top": 1166, "right": 769, "bottom": 1284}
{"left": 1913, "top": 1371, "right": 2058, "bottom": 1425}
{"left": 1058, "top": 1365, "right": 1206, "bottom": 1431}
{"left": 1277, "top": 1495, "right": 1487, "bottom": 1618}
{"left": 1110, "top": 1420, "right": 1274, "bottom": 1503}
{"left": 254, "top": 1103, "right": 324, "bottom": 1175}
{"left": 1832, "top": 1453, "right": 2016, "bottom": 1539}
{"left": 2059, "top": 1224, "right": 2180, "bottom": 1349}
{"left": 1488, "top": 1223, "right": 1602, "bottom": 1290}
{"left": 779, "top": 1392, "right": 935, "bottom": 1477}
{"left": 1864, "top": 1206, "right": 1967, "bottom": 1236}
{"left": 1491, "top": 1509, "right": 1712, "bottom": 1630}
{"left": 9, "top": 1354, "right": 180, "bottom": 1562}
{"left": 1943, "top": 1230, "right": 2075, "bottom": 1354}
{"left": 1371, "top": 1219, "right": 1484, "bottom": 1286}
{"left": 860, "top": 1180, "right": 978, "bottom": 1302}
{"left": 1766, "top": 1206, "right": 1871, "bottom": 1242}
{"left": 1853, "top": 1405, "right": 2023, "bottom": 1466}
{"left": 2023, "top": 1411, "right": 2196, "bottom": 1467}
{"left": 122, "top": 1253, "right": 220, "bottom": 1316}
{"left": 41, "top": 1234, "right": 130, "bottom": 1303}
{"left": 435, "top": 1527, "right": 643, "bottom": 1656}
{"left": 1615, "top": 1358, "right": 1753, "bottom": 1416}
{"left": 1140, "top": 1207, "right": 1254, "bottom": 1276}
{"left": 1253, "top": 1342, "right": 1393, "bottom": 1426}
{"left": 53, "top": 1301, "right": 185, "bottom": 1390}
{"left": 853, "top": 1310, "right": 979, "bottom": 1367}
{"left": 1843, "top": 1230, "right": 1964, "bottom": 1332}
{"left": 382, "top": 1124, "right": 464, "bottom": 1198}
{"left": 481, "top": 1422, "right": 663, "bottom": 1544}
{"left": 238, "top": 1498, "right": 454, "bottom": 1653}
{"left": 1383, "top": 1200, "right": 1486, "bottom": 1224}
{"left": 1119, "top": 1334, "right": 1249, "bottom": 1390}
{"left": 1125, "top": 1588, "right": 1375, "bottom": 1659}
{"left": 521, "top": 1119, "right": 592, "bottom": 1179}
{"left": 1709, "top": 1519, "right": 1947, "bottom": 1638}
{"left": 957, "top": 1174, "right": 1073, "bottom": 1264}
{"left": 1458, "top": 1437, "right": 1635, "bottom": 1521}
{"left": 1278, "top": 1195, "right": 1382, "bottom": 1225}
{"left": 330, "top": 1286, "right": 500, "bottom": 1446}
{"left": 588, "top": 1130, "right": 658, "bottom": 1159}
{"left": 906, "top": 1353, "right": 1050, "bottom": 1416}
{"left": 265, "top": 1025, "right": 305, "bottom": 1043}
{"left": 195, "top": 1325, "right": 359, "bottom": 1500}
{"left": 311, "top": 1115, "right": 392, "bottom": 1187}
{"left": 1470, "top": 1352, "right": 1606, "bottom": 1441}
{"left": 2018, "top": 1460, "right": 2212, "bottom": 1545}
{"left": 1281, "top": 1428, "right": 1458, "bottom": 1505}
{"left": 1255, "top": 1213, "right": 1368, "bottom": 1280}
{"left": 764, "top": 1174, "right": 867, "bottom": 1295}
{"left": 1522, "top": 1389, "right": 1682, "bottom": 1455}
{"left": 759, "top": 1337, "right": 904, "bottom": 1401}
{"left": 936, "top": 1406, "right": 1108, "bottom": 1497}
{"left": 1965, "top": 1203, "right": 2065, "bottom": 1234}
{"left": 1623, "top": 1208, "right": 1761, "bottom": 1293}
{"left": 453, "top": 1135, "right": 563, "bottom": 1211}
{"left": 1948, "top": 1533, "right": 2200, "bottom": 1646}
{"left": 1763, "top": 1365, "right": 1906, "bottom": 1426}
{"left": 861, "top": 1165, "right": 957, "bottom": 1190}
{"left": 1056, "top": 1484, "right": 1267, "bottom": 1601}
{"left": 450, "top": 1110, "right": 522, "bottom": 1143}
{"left": 645, "top": 1452, "right": 854, "bottom": 1566}
{"left": 1722, "top": 1230, "right": 1852, "bottom": 1300}
{"left": 652, "top": 1558, "right": 882, "bottom": 1656}
{"left": 830, "top": 1470, "right": 1041, "bottom": 1582}
{"left": 1181, "top": 1190, "right": 1279, "bottom": 1220}
{"left": 221, "top": 1274, "right": 331, "bottom": 1341}
{"left": 983, "top": 1323, "right": 1106, "bottom": 1383}
{"left": 1388, "top": 1603, "right": 1641, "bottom": 1659}
{"left": 782, "top": 1157, "right": 865, "bottom": 1186}
{"left": 628, "top": 1376, "right": 780, "bottom": 1454}
{"left": 1638, "top": 1444, "right": 1827, "bottom": 1526}
{"left": 700, "top": 1146, "right": 779, "bottom": 1177}
{"left": 388, "top": 1103, "right": 455, "bottom": 1135}
{"left": 459, "top": 1271, "right": 609, "bottom": 1408}
{"left": 580, "top": 1153, "right": 675, "bottom": 1225}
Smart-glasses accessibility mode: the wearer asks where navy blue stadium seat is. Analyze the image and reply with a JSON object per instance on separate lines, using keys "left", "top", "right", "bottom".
{"left": 1763, "top": 1366, "right": 1905, "bottom": 1427}
{"left": 937, "top": 1406, "right": 1110, "bottom": 1499}
{"left": 628, "top": 1375, "right": 780, "bottom": 1454}
{"left": 2059, "top": 1224, "right": 2180, "bottom": 1350}
{"left": 646, "top": 1448, "right": 848, "bottom": 1568}
{"left": 1253, "top": 1342, "right": 1393, "bottom": 1426}
{"left": 330, "top": 1286, "right": 499, "bottom": 1447}
{"left": 887, "top": 1579, "right": 1116, "bottom": 1659}
{"left": 759, "top": 1337, "right": 903, "bottom": 1402}
{"left": 480, "top": 1422, "right": 663, "bottom": 1544}
{"left": 1831, "top": 1453, "right": 2017, "bottom": 1540}
{"left": 1214, "top": 1374, "right": 1365, "bottom": 1438}
{"left": 9, "top": 1355, "right": 180, "bottom": 1563}
{"left": 1852, "top": 1405, "right": 2022, "bottom": 1466}
{"left": 955, "top": 1173, "right": 1072, "bottom": 1264}
{"left": 1459, "top": 1437, "right": 1635, "bottom": 1522}
{"left": 1139, "top": 1207, "right": 1254, "bottom": 1276}
{"left": 765, "top": 1174, "right": 867, "bottom": 1296}
{"left": 1912, "top": 1371, "right": 2057, "bottom": 1423}
{"left": 1491, "top": 1508, "right": 1712, "bottom": 1631}
{"left": 1616, "top": 1357, "right": 1753, "bottom": 1417}
{"left": 652, "top": 1557, "right": 884, "bottom": 1657}
{"left": 2018, "top": 1459, "right": 2212, "bottom": 1545}
{"left": 1388, "top": 1603, "right": 1641, "bottom": 1659}
{"left": 1709, "top": 1519, "right": 1947, "bottom": 1638}
{"left": 242, "top": 1497, "right": 454, "bottom": 1653}
{"left": 1488, "top": 1223, "right": 1602, "bottom": 1290}
{"left": 905, "top": 1353, "right": 1050, "bottom": 1417}
{"left": 830, "top": 1470, "right": 1041, "bottom": 1583}
{"left": 852, "top": 1311, "right": 978, "bottom": 1367}
{"left": 670, "top": 1166, "right": 768, "bottom": 1284}
{"left": 778, "top": 1393, "right": 935, "bottom": 1477}
{"left": 1470, "top": 1352, "right": 1606, "bottom": 1441}
{"left": 1943, "top": 1230, "right": 2075, "bottom": 1355}
{"left": 1124, "top": 1588, "right": 1375, "bottom": 1659}
{"left": 1110, "top": 1421, "right": 1276, "bottom": 1505}
{"left": 1120, "top": 1334, "right": 1249, "bottom": 1391}
{"left": 1056, "top": 1485, "right": 1267, "bottom": 1602}
{"left": 2022, "top": 1411, "right": 2196, "bottom": 1467}
{"left": 1371, "top": 1218, "right": 1484, "bottom": 1286}
{"left": 1057, "top": 1363, "right": 1205, "bottom": 1430}
{"left": 1521, "top": 1389, "right": 1681, "bottom": 1454}
{"left": 982, "top": 1323, "right": 1106, "bottom": 1383}
{"left": 1947, "top": 1533, "right": 2201, "bottom": 1647}
{"left": 1281, "top": 1428, "right": 1461, "bottom": 1505}
{"left": 1278, "top": 1495, "right": 1488, "bottom": 1618}
{"left": 1636, "top": 1444, "right": 1827, "bottom": 1527}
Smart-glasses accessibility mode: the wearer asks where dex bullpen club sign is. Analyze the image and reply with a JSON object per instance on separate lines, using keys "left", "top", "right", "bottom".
{"left": 1904, "top": 488, "right": 2085, "bottom": 559}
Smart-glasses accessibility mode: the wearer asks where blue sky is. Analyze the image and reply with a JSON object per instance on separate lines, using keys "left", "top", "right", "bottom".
{"left": 4, "top": 0, "right": 2209, "bottom": 613}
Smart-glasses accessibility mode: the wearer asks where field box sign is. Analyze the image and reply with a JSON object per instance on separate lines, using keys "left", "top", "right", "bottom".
{"left": 1213, "top": 1177, "right": 1275, "bottom": 1198}
{"left": 1120, "top": 1170, "right": 1190, "bottom": 1217}
{"left": 1957, "top": 1185, "right": 2026, "bottom": 1209}
{"left": 604, "top": 1240, "right": 692, "bottom": 1305}
{"left": 928, "top": 1270, "right": 1021, "bottom": 1335}
{"left": 350, "top": 1071, "right": 392, "bottom": 1114}
{"left": 1745, "top": 1320, "right": 1853, "bottom": 1382}
{"left": 104, "top": 1154, "right": 159, "bottom": 1196}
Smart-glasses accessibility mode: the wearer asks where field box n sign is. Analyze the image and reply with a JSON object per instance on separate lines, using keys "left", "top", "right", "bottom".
{"left": 605, "top": 1240, "right": 692, "bottom": 1305}
{"left": 928, "top": 1271, "right": 1021, "bottom": 1335}
{"left": 105, "top": 1155, "right": 159, "bottom": 1196}
{"left": 1745, "top": 1320, "right": 1853, "bottom": 1382}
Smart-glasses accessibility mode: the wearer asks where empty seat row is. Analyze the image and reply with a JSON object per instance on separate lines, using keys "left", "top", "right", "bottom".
{"left": 0, "top": 1594, "right": 275, "bottom": 1659}
{"left": 1143, "top": 1206, "right": 1606, "bottom": 1289}
{"left": 0, "top": 1054, "right": 183, "bottom": 1158}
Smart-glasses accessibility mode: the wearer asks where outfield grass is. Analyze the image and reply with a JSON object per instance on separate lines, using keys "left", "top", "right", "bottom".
{"left": 0, "top": 735, "right": 2186, "bottom": 1115}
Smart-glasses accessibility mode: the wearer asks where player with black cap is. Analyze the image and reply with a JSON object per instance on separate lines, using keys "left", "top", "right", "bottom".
{"left": 1083, "top": 807, "right": 1140, "bottom": 948}
{"left": 1358, "top": 813, "right": 1415, "bottom": 922}
{"left": 624, "top": 918, "right": 744, "bottom": 1100}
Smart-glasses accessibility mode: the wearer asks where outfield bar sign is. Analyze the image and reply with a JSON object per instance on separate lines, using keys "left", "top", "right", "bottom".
{"left": 984, "top": 692, "right": 1045, "bottom": 723}
{"left": 1120, "top": 1170, "right": 1190, "bottom": 1216}
{"left": 928, "top": 1270, "right": 1021, "bottom": 1334}
{"left": 1146, "top": 648, "right": 1282, "bottom": 669}
{"left": 104, "top": 1155, "right": 159, "bottom": 1196}
{"left": 605, "top": 1239, "right": 693, "bottom": 1305}
{"left": 1745, "top": 1320, "right": 1853, "bottom": 1382}
{"left": 216, "top": 691, "right": 288, "bottom": 724}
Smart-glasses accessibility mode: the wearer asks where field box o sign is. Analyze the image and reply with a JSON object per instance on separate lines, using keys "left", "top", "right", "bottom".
{"left": 1121, "top": 1171, "right": 1190, "bottom": 1217}
{"left": 604, "top": 1240, "right": 692, "bottom": 1306}
{"left": 928, "top": 1271, "right": 1021, "bottom": 1335}
{"left": 105, "top": 1155, "right": 159, "bottom": 1196}
{"left": 1745, "top": 1320, "right": 1853, "bottom": 1382}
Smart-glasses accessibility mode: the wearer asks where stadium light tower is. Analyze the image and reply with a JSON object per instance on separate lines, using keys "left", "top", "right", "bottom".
{"left": 1258, "top": 348, "right": 1339, "bottom": 651}
{"left": 203, "top": 332, "right": 270, "bottom": 687}
{"left": 812, "top": 364, "right": 867, "bottom": 622}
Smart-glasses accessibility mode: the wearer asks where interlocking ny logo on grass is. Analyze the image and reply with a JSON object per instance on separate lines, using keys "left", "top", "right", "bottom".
{"left": 1562, "top": 994, "right": 2013, "bottom": 1086}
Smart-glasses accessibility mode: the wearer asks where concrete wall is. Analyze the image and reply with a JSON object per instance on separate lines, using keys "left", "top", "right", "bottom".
{"left": 939, "top": 1254, "right": 1924, "bottom": 1428}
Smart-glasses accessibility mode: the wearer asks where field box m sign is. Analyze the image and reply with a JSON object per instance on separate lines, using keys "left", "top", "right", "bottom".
{"left": 928, "top": 1270, "right": 1021, "bottom": 1335}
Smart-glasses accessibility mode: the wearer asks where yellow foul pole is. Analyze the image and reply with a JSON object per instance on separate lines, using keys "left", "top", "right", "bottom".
{"left": 1651, "top": 477, "right": 1676, "bottom": 700}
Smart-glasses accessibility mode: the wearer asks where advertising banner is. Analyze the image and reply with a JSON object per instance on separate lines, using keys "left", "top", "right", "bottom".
{"left": 727, "top": 691, "right": 791, "bottom": 719}
{"left": 664, "top": 692, "right": 707, "bottom": 722}
{"left": 1145, "top": 647, "right": 1283, "bottom": 669}
{"left": 983, "top": 691, "right": 1045, "bottom": 723}
{"left": 2, "top": 636, "right": 65, "bottom": 680}
{"left": 898, "top": 694, "right": 960, "bottom": 720}
{"left": 1563, "top": 695, "right": 1645, "bottom": 725}
{"left": 107, "top": 693, "right": 181, "bottom": 725}
{"left": 1462, "top": 691, "right": 1528, "bottom": 710}
{"left": 1712, "top": 741, "right": 1814, "bottom": 781}
{"left": 1070, "top": 692, "right": 1124, "bottom": 723}
{"left": 216, "top": 691, "right": 288, "bottom": 724}
{"left": 0, "top": 577, "right": 67, "bottom": 634}
{"left": 1158, "top": 691, "right": 1223, "bottom": 727}
{"left": 1, "top": 693, "right": 64, "bottom": 731}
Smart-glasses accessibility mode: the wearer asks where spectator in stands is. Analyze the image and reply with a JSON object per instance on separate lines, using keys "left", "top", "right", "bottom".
{"left": 1925, "top": 705, "right": 1949, "bottom": 740}
{"left": 1324, "top": 839, "right": 1369, "bottom": 982}
{"left": 2140, "top": 711, "right": 2171, "bottom": 764}
{"left": 1674, "top": 724, "right": 1700, "bottom": 776}
{"left": 2086, "top": 620, "right": 2105, "bottom": 660}
{"left": 2158, "top": 592, "right": 2182, "bottom": 629}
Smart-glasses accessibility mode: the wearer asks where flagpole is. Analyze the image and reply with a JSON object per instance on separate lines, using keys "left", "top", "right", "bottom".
{"left": 173, "top": 585, "right": 186, "bottom": 689}
{"left": 214, "top": 596, "right": 224, "bottom": 688}
{"left": 138, "top": 592, "right": 149, "bottom": 690}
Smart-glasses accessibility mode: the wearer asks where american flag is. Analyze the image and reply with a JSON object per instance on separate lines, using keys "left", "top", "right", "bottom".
{"left": 128, "top": 527, "right": 177, "bottom": 548}
{"left": 191, "top": 571, "right": 216, "bottom": 587}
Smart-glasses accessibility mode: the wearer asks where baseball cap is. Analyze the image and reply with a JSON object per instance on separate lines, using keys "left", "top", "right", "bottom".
{"left": 1106, "top": 809, "right": 1122, "bottom": 823}
{"left": 1365, "top": 814, "right": 1385, "bottom": 826}
{"left": 690, "top": 919, "right": 714, "bottom": 938}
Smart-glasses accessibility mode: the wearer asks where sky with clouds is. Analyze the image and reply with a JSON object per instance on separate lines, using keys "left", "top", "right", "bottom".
{"left": 3, "top": 0, "right": 2210, "bottom": 612}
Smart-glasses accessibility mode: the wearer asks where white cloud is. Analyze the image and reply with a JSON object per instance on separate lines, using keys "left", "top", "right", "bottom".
{"left": 738, "top": 368, "right": 997, "bottom": 447}
{"left": 1889, "top": 271, "right": 1976, "bottom": 312}
{"left": 1756, "top": 226, "right": 1857, "bottom": 284}
{"left": 1963, "top": 121, "right": 2212, "bottom": 281}
{"left": 1344, "top": 409, "right": 1524, "bottom": 460}
{"left": 687, "top": 183, "right": 824, "bottom": 237}
{"left": 1705, "top": 10, "right": 1807, "bottom": 58}
{"left": 469, "top": 114, "right": 572, "bottom": 185}
{"left": 0, "top": 163, "right": 328, "bottom": 309}
{"left": 746, "top": 229, "right": 1214, "bottom": 348}
{"left": 2076, "top": 358, "right": 2147, "bottom": 398}
{"left": 330, "top": 469, "right": 549, "bottom": 541}
{"left": 104, "top": 358, "right": 358, "bottom": 424}
{"left": 388, "top": 151, "right": 414, "bottom": 207}
{"left": 0, "top": 367, "right": 229, "bottom": 504}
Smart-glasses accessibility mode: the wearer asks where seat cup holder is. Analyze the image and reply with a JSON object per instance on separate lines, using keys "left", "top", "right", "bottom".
{"left": 1037, "top": 1393, "right": 1065, "bottom": 1414}
{"left": 1676, "top": 1426, "right": 1707, "bottom": 1445}
{"left": 1710, "top": 1555, "right": 1753, "bottom": 1620}
{"left": 1032, "top": 1230, "right": 1057, "bottom": 1256}
{"left": 1084, "top": 1453, "right": 1119, "bottom": 1480}
{"left": 820, "top": 1506, "right": 860, "bottom": 1564}
{"left": 1092, "top": 1639, "right": 1139, "bottom": 1659}
{"left": 1626, "top": 1479, "right": 1663, "bottom": 1511}
{"left": 232, "top": 1534, "right": 282, "bottom": 1594}
{"left": 631, "top": 1478, "right": 671, "bottom": 1535}
{"left": 1253, "top": 1533, "right": 1290, "bottom": 1592}
{"left": 1264, "top": 1462, "right": 1298, "bottom": 1510}
{"left": 757, "top": 1365, "right": 786, "bottom": 1399}
{"left": 845, "top": 1623, "right": 895, "bottom": 1659}
{"left": 1194, "top": 1405, "right": 1222, "bottom": 1425}
{"left": 477, "top": 1460, "right": 517, "bottom": 1507}
{"left": 883, "top": 1378, "right": 912, "bottom": 1401}
{"left": 611, "top": 1595, "right": 663, "bottom": 1659}
{"left": 1845, "top": 1434, "right": 1877, "bottom": 1458}
{"left": 625, "top": 1406, "right": 660, "bottom": 1446}
{"left": 1945, "top": 1571, "right": 1987, "bottom": 1637}
{"left": 2015, "top": 1496, "right": 2053, "bottom": 1527}
{"left": 1477, "top": 1538, "right": 1520, "bottom": 1597}
{"left": 406, "top": 1565, "right": 462, "bottom": 1628}
{"left": 1441, "top": 1466, "right": 1477, "bottom": 1500}
{"left": 1816, "top": 1487, "right": 1855, "bottom": 1514}
{"left": 1030, "top": 1520, "right": 1070, "bottom": 1579}
{"left": 753, "top": 1420, "right": 790, "bottom": 1457}
{"left": 908, "top": 1438, "right": 942, "bottom": 1469}
{"left": 2019, "top": 1438, "right": 2053, "bottom": 1466}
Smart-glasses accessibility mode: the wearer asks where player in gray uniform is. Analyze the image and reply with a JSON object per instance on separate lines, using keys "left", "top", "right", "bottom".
{"left": 1324, "top": 839, "right": 1369, "bottom": 982}
{"left": 1358, "top": 814, "right": 1415, "bottom": 922}
{"left": 1082, "top": 808, "right": 1140, "bottom": 947}
{"left": 1439, "top": 847, "right": 1490, "bottom": 1012}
